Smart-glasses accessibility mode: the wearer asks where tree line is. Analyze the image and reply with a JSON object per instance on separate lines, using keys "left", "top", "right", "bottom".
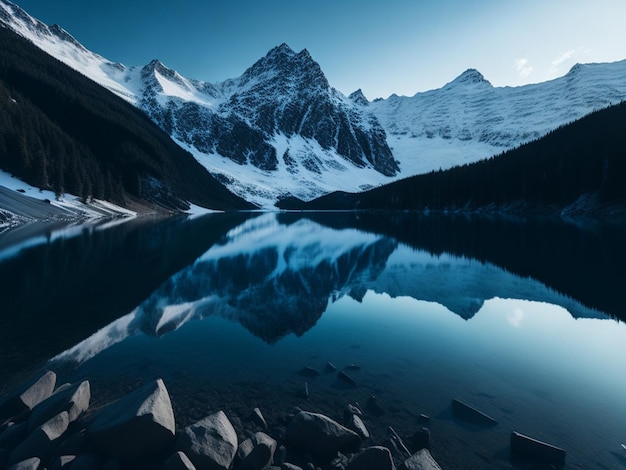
{"left": 279, "top": 100, "right": 626, "bottom": 214}
{"left": 0, "top": 26, "right": 252, "bottom": 210}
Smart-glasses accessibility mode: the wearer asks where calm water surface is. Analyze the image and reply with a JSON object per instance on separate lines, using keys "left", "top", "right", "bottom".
{"left": 1, "top": 212, "right": 625, "bottom": 469}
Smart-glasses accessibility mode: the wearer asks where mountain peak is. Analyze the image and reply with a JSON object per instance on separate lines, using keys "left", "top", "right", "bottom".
{"left": 267, "top": 42, "right": 296, "bottom": 57}
{"left": 449, "top": 68, "right": 491, "bottom": 87}
{"left": 349, "top": 89, "right": 369, "bottom": 106}
{"left": 240, "top": 43, "right": 329, "bottom": 90}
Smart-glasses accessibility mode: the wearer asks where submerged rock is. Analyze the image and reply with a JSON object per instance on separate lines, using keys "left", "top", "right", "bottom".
{"left": 286, "top": 411, "right": 360, "bottom": 457}
{"left": 87, "top": 378, "right": 175, "bottom": 461}
{"left": 510, "top": 431, "right": 566, "bottom": 466}
{"left": 177, "top": 410, "right": 238, "bottom": 470}
{"left": 451, "top": 399, "right": 498, "bottom": 427}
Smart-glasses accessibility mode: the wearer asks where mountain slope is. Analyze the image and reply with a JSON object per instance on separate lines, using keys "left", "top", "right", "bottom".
{"left": 2, "top": 0, "right": 626, "bottom": 208}
{"left": 0, "top": 1, "right": 398, "bottom": 207}
{"left": 368, "top": 62, "right": 626, "bottom": 175}
{"left": 0, "top": 24, "right": 254, "bottom": 210}
{"left": 278, "top": 101, "right": 626, "bottom": 216}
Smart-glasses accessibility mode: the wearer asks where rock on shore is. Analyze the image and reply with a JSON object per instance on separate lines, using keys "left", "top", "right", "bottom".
{"left": 0, "top": 370, "right": 463, "bottom": 469}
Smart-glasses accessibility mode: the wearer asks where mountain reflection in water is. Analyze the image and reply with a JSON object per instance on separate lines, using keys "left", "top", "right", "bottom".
{"left": 4, "top": 212, "right": 626, "bottom": 469}
{"left": 52, "top": 213, "right": 611, "bottom": 365}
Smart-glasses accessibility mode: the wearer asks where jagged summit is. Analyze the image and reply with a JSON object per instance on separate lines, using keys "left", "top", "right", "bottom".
{"left": 447, "top": 68, "right": 491, "bottom": 87}
{"left": 349, "top": 89, "right": 369, "bottom": 106}
{"left": 238, "top": 43, "right": 329, "bottom": 92}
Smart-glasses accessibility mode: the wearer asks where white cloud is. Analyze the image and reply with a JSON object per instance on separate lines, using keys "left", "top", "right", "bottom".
{"left": 514, "top": 58, "right": 533, "bottom": 78}
{"left": 548, "top": 49, "right": 576, "bottom": 77}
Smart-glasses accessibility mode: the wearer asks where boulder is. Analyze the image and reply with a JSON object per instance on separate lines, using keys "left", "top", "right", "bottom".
{"left": 510, "top": 431, "right": 566, "bottom": 466}
{"left": 0, "top": 371, "right": 56, "bottom": 419}
{"left": 164, "top": 451, "right": 197, "bottom": 470}
{"left": 87, "top": 378, "right": 175, "bottom": 461}
{"left": 238, "top": 432, "right": 277, "bottom": 470}
{"left": 9, "top": 411, "right": 69, "bottom": 464}
{"left": 177, "top": 410, "right": 238, "bottom": 470}
{"left": 287, "top": 411, "right": 360, "bottom": 457}
{"left": 451, "top": 399, "right": 498, "bottom": 427}
{"left": 251, "top": 407, "right": 268, "bottom": 430}
{"left": 400, "top": 449, "right": 443, "bottom": 470}
{"left": 347, "top": 446, "right": 395, "bottom": 470}
{"left": 346, "top": 414, "right": 369, "bottom": 441}
{"left": 27, "top": 380, "right": 90, "bottom": 432}
{"left": 7, "top": 457, "right": 41, "bottom": 470}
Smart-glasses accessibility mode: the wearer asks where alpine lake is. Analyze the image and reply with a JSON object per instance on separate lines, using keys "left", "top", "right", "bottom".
{"left": 1, "top": 211, "right": 625, "bottom": 469}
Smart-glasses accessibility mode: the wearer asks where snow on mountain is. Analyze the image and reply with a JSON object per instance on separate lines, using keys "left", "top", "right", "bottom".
{"left": 2, "top": 0, "right": 626, "bottom": 207}
{"left": 369, "top": 61, "right": 626, "bottom": 175}
{"left": 51, "top": 213, "right": 606, "bottom": 365}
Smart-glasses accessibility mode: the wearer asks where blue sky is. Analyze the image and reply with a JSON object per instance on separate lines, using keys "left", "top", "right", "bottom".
{"left": 14, "top": 0, "right": 626, "bottom": 99}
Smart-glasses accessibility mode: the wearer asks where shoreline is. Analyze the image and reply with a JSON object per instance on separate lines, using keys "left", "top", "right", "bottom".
{"left": 0, "top": 367, "right": 576, "bottom": 470}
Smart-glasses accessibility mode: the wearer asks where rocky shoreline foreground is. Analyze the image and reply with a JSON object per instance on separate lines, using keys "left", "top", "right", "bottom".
{"left": 0, "top": 371, "right": 568, "bottom": 470}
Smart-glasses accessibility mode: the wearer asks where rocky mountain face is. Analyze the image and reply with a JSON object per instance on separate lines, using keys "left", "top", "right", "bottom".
{"left": 140, "top": 44, "right": 397, "bottom": 176}
{"left": 2, "top": 0, "right": 626, "bottom": 207}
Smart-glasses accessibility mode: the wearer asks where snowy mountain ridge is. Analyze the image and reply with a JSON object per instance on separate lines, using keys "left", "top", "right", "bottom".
{"left": 2, "top": 0, "right": 626, "bottom": 207}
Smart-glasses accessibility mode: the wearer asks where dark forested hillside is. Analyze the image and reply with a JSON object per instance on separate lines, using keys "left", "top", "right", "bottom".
{"left": 278, "top": 101, "right": 626, "bottom": 215}
{"left": 0, "top": 26, "right": 254, "bottom": 210}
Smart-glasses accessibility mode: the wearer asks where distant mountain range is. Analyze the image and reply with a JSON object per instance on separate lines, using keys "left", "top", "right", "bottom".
{"left": 2, "top": 0, "right": 625, "bottom": 208}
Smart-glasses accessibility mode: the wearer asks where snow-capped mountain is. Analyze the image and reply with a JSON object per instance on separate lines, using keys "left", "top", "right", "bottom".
{"left": 0, "top": 1, "right": 397, "bottom": 207}
{"left": 369, "top": 63, "right": 626, "bottom": 175}
{"left": 2, "top": 0, "right": 626, "bottom": 207}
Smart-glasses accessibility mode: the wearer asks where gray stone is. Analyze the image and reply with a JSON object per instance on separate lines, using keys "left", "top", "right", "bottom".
{"left": 87, "top": 378, "right": 175, "bottom": 461}
{"left": 238, "top": 432, "right": 277, "bottom": 470}
{"left": 347, "top": 446, "right": 395, "bottom": 470}
{"left": 400, "top": 449, "right": 443, "bottom": 470}
{"left": 7, "top": 457, "right": 40, "bottom": 470}
{"left": 343, "top": 404, "right": 363, "bottom": 422}
{"left": 164, "top": 451, "right": 197, "bottom": 470}
{"left": 0, "top": 371, "right": 56, "bottom": 419}
{"left": 27, "top": 380, "right": 90, "bottom": 433}
{"left": 251, "top": 407, "right": 268, "bottom": 429}
{"left": 177, "top": 410, "right": 238, "bottom": 470}
{"left": 346, "top": 414, "right": 369, "bottom": 441}
{"left": 286, "top": 411, "right": 360, "bottom": 457}
{"left": 9, "top": 411, "right": 69, "bottom": 464}
{"left": 237, "top": 437, "right": 255, "bottom": 461}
